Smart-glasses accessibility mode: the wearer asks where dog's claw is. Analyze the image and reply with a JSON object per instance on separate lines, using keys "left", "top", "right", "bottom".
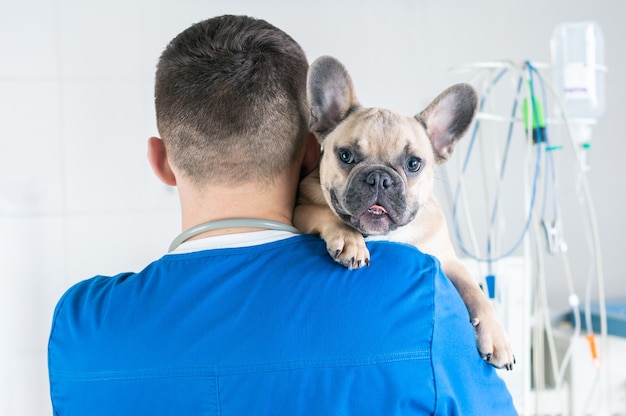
{"left": 323, "top": 229, "right": 369, "bottom": 270}
{"left": 503, "top": 355, "right": 516, "bottom": 371}
{"left": 481, "top": 352, "right": 515, "bottom": 370}
{"left": 470, "top": 318, "right": 480, "bottom": 327}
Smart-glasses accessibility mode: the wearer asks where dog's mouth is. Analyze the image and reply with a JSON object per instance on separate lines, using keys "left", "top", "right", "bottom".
{"left": 356, "top": 203, "right": 398, "bottom": 234}
{"left": 366, "top": 204, "right": 388, "bottom": 217}
{"left": 330, "top": 188, "right": 405, "bottom": 235}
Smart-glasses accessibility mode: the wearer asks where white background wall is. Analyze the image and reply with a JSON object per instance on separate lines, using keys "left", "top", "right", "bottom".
{"left": 1, "top": 0, "right": 623, "bottom": 414}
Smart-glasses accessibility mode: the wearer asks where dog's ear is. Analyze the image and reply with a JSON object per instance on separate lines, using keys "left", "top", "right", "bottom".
{"left": 307, "top": 56, "right": 360, "bottom": 141}
{"left": 418, "top": 83, "right": 478, "bottom": 163}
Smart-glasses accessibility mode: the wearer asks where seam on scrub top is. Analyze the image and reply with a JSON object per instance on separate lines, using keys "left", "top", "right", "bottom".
{"left": 49, "top": 349, "right": 431, "bottom": 382}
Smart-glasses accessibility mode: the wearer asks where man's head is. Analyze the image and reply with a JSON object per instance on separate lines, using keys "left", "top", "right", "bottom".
{"left": 154, "top": 15, "right": 309, "bottom": 185}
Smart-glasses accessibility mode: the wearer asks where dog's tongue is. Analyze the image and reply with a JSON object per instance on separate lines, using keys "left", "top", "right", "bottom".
{"left": 367, "top": 205, "right": 388, "bottom": 216}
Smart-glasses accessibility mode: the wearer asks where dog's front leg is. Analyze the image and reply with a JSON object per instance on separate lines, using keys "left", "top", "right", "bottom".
{"left": 294, "top": 203, "right": 370, "bottom": 269}
{"left": 295, "top": 168, "right": 370, "bottom": 269}
{"left": 442, "top": 261, "right": 515, "bottom": 370}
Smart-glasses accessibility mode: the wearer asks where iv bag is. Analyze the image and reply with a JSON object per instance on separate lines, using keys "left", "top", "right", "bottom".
{"left": 551, "top": 21, "right": 605, "bottom": 120}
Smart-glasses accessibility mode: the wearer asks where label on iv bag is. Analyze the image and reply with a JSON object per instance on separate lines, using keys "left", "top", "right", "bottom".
{"left": 563, "top": 62, "right": 592, "bottom": 99}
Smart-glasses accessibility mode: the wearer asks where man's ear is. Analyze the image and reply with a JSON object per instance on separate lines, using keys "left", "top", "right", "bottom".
{"left": 147, "top": 137, "right": 177, "bottom": 186}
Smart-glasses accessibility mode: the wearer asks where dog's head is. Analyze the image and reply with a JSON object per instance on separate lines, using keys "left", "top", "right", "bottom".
{"left": 307, "top": 56, "right": 477, "bottom": 235}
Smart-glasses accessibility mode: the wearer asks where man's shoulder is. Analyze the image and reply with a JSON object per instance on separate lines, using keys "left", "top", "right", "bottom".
{"left": 365, "top": 240, "right": 440, "bottom": 273}
{"left": 53, "top": 271, "right": 135, "bottom": 308}
{"left": 51, "top": 237, "right": 440, "bottom": 310}
{"left": 366, "top": 239, "right": 436, "bottom": 260}
{"left": 49, "top": 271, "right": 135, "bottom": 344}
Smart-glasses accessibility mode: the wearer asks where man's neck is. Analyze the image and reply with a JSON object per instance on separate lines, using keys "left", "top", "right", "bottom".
{"left": 176, "top": 176, "right": 298, "bottom": 240}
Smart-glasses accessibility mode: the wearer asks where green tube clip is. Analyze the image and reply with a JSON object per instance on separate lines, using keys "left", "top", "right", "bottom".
{"left": 522, "top": 93, "right": 546, "bottom": 144}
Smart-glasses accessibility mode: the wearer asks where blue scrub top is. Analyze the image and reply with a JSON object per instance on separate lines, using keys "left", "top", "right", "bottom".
{"left": 48, "top": 234, "right": 517, "bottom": 415}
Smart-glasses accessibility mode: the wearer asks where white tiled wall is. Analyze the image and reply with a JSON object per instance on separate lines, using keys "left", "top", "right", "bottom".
{"left": 0, "top": 1, "right": 181, "bottom": 414}
{"left": 2, "top": 0, "right": 624, "bottom": 414}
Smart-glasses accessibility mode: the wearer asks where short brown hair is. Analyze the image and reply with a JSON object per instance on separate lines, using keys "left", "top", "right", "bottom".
{"left": 155, "top": 15, "right": 309, "bottom": 184}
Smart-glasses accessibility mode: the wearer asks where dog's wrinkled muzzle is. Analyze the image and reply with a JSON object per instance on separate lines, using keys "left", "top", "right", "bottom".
{"left": 331, "top": 165, "right": 416, "bottom": 235}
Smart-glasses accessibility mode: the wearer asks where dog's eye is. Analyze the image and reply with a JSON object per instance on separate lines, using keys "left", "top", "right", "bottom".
{"left": 406, "top": 156, "right": 422, "bottom": 172}
{"left": 338, "top": 149, "right": 355, "bottom": 164}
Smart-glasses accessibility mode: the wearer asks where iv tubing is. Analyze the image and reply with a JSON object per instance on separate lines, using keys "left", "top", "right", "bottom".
{"left": 539, "top": 70, "right": 608, "bottom": 380}
{"left": 452, "top": 61, "right": 543, "bottom": 263}
{"left": 451, "top": 59, "right": 606, "bottom": 413}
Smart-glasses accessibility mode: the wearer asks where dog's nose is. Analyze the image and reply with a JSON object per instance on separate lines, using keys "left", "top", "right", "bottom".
{"left": 365, "top": 170, "right": 393, "bottom": 189}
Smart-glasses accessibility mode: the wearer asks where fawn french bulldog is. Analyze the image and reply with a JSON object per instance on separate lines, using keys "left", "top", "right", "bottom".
{"left": 295, "top": 56, "right": 514, "bottom": 369}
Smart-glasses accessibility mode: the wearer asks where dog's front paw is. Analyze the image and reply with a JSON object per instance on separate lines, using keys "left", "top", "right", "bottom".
{"left": 321, "top": 227, "right": 370, "bottom": 269}
{"left": 471, "top": 314, "right": 515, "bottom": 371}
